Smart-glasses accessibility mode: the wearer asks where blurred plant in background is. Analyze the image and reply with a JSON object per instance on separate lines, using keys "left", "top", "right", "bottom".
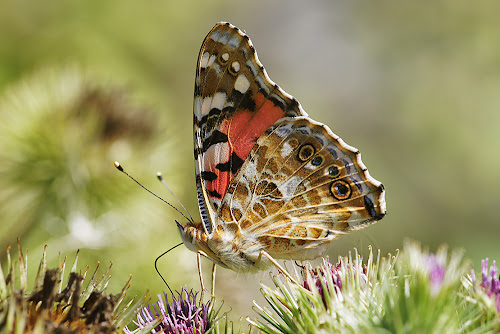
{"left": 0, "top": 66, "right": 158, "bottom": 254}
{"left": 0, "top": 0, "right": 216, "bottom": 307}
{"left": 0, "top": 65, "right": 196, "bottom": 300}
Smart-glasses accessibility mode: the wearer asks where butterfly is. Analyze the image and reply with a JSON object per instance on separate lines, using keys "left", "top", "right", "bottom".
{"left": 178, "top": 22, "right": 386, "bottom": 283}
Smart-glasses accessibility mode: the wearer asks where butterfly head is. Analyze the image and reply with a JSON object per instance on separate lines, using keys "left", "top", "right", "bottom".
{"left": 176, "top": 220, "right": 231, "bottom": 269}
{"left": 176, "top": 220, "right": 200, "bottom": 253}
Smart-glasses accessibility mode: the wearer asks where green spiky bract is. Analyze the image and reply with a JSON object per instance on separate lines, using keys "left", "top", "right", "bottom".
{"left": 250, "top": 241, "right": 500, "bottom": 333}
{"left": 0, "top": 241, "right": 157, "bottom": 333}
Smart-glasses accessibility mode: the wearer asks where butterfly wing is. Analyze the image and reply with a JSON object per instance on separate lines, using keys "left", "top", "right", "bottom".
{"left": 200, "top": 24, "right": 387, "bottom": 260}
{"left": 194, "top": 22, "right": 386, "bottom": 261}
{"left": 194, "top": 22, "right": 306, "bottom": 234}
{"left": 218, "top": 116, "right": 386, "bottom": 260}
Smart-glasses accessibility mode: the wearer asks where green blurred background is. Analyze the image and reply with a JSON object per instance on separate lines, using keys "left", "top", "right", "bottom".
{"left": 1, "top": 0, "right": 499, "bottom": 321}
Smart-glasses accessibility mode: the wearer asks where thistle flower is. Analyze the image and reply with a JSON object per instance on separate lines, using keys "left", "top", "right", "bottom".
{"left": 250, "top": 248, "right": 387, "bottom": 333}
{"left": 301, "top": 255, "right": 369, "bottom": 308}
{"left": 0, "top": 241, "right": 147, "bottom": 333}
{"left": 302, "top": 260, "right": 342, "bottom": 305}
{"left": 250, "top": 242, "right": 498, "bottom": 333}
{"left": 471, "top": 258, "right": 500, "bottom": 313}
{"left": 125, "top": 288, "right": 212, "bottom": 334}
{"left": 480, "top": 259, "right": 500, "bottom": 312}
{"left": 426, "top": 254, "right": 446, "bottom": 294}
{"left": 405, "top": 244, "right": 451, "bottom": 296}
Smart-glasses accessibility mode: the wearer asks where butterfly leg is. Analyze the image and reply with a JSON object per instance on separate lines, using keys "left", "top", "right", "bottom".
{"left": 211, "top": 263, "right": 216, "bottom": 298}
{"left": 197, "top": 251, "right": 218, "bottom": 301}
{"left": 258, "top": 250, "right": 299, "bottom": 285}
{"left": 197, "top": 251, "right": 208, "bottom": 302}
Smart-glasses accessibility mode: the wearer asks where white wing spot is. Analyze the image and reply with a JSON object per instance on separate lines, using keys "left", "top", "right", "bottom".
{"left": 243, "top": 159, "right": 258, "bottom": 182}
{"left": 246, "top": 60, "right": 257, "bottom": 75}
{"left": 221, "top": 53, "right": 229, "bottom": 62}
{"left": 304, "top": 162, "right": 317, "bottom": 170}
{"left": 222, "top": 99, "right": 234, "bottom": 110}
{"left": 231, "top": 61, "right": 240, "bottom": 73}
{"left": 228, "top": 36, "right": 241, "bottom": 49}
{"left": 212, "top": 92, "right": 227, "bottom": 111}
{"left": 200, "top": 52, "right": 210, "bottom": 68}
{"left": 205, "top": 142, "right": 230, "bottom": 169}
{"left": 234, "top": 74, "right": 250, "bottom": 93}
{"left": 201, "top": 96, "right": 213, "bottom": 116}
{"left": 194, "top": 96, "right": 202, "bottom": 119}
{"left": 278, "top": 176, "right": 301, "bottom": 199}
{"left": 230, "top": 197, "right": 243, "bottom": 211}
{"left": 210, "top": 30, "right": 221, "bottom": 41}
{"left": 281, "top": 141, "right": 293, "bottom": 158}
{"left": 276, "top": 125, "right": 293, "bottom": 137}
{"left": 208, "top": 55, "right": 216, "bottom": 67}
{"left": 219, "top": 32, "right": 230, "bottom": 45}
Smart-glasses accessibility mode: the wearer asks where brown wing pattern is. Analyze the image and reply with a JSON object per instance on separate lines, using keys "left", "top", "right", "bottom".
{"left": 217, "top": 116, "right": 386, "bottom": 259}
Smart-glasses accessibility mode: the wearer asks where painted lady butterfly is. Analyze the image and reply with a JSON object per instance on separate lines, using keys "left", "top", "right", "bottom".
{"left": 178, "top": 22, "right": 386, "bottom": 278}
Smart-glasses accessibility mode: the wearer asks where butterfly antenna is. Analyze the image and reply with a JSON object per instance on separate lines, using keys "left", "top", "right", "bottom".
{"left": 114, "top": 161, "right": 192, "bottom": 222}
{"left": 155, "top": 242, "right": 183, "bottom": 295}
{"left": 157, "top": 172, "right": 194, "bottom": 223}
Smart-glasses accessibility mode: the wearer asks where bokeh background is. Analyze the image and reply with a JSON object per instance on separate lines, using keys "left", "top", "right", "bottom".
{"left": 1, "top": 0, "right": 499, "bottom": 324}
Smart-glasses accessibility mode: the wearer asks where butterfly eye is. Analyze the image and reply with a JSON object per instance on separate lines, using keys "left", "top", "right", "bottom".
{"left": 297, "top": 144, "right": 315, "bottom": 162}
{"left": 330, "top": 180, "right": 352, "bottom": 200}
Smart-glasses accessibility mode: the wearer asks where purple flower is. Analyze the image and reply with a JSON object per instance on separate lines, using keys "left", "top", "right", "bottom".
{"left": 125, "top": 287, "right": 210, "bottom": 334}
{"left": 473, "top": 259, "right": 500, "bottom": 312}
{"left": 303, "top": 261, "right": 342, "bottom": 299}
{"left": 426, "top": 254, "right": 446, "bottom": 294}
{"left": 302, "top": 260, "right": 368, "bottom": 307}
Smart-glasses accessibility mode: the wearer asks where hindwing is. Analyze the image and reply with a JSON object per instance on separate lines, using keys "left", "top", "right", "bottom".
{"left": 217, "top": 116, "right": 386, "bottom": 259}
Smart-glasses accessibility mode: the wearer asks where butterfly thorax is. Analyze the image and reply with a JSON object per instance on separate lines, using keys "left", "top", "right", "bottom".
{"left": 178, "top": 221, "right": 270, "bottom": 272}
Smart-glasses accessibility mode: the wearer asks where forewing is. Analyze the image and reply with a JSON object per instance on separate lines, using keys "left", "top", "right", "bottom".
{"left": 194, "top": 22, "right": 306, "bottom": 233}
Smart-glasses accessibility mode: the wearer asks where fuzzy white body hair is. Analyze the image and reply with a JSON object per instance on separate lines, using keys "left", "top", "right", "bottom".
{"left": 206, "top": 226, "right": 271, "bottom": 272}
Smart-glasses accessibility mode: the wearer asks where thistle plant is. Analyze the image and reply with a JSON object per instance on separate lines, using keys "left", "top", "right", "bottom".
{"left": 250, "top": 241, "right": 500, "bottom": 333}
{"left": 0, "top": 66, "right": 159, "bottom": 254}
{"left": 4, "top": 242, "right": 500, "bottom": 333}
{"left": 474, "top": 259, "right": 500, "bottom": 312}
{"left": 461, "top": 258, "right": 500, "bottom": 328}
{"left": 0, "top": 241, "right": 152, "bottom": 333}
{"left": 124, "top": 286, "right": 253, "bottom": 334}
{"left": 249, "top": 247, "right": 392, "bottom": 333}
{"left": 125, "top": 288, "right": 211, "bottom": 334}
